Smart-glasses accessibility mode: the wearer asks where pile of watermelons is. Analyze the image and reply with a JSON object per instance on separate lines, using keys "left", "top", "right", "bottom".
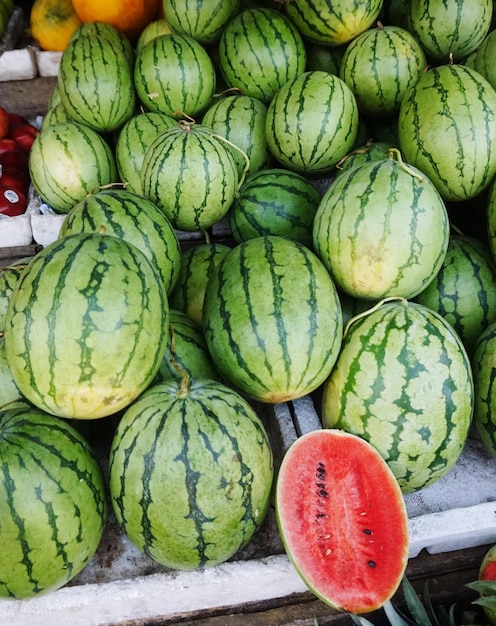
{"left": 1, "top": 0, "right": 496, "bottom": 618}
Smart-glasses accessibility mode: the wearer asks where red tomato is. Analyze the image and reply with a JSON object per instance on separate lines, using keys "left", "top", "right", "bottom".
{"left": 0, "top": 107, "right": 9, "bottom": 140}
{"left": 0, "top": 138, "right": 18, "bottom": 154}
{"left": 7, "top": 112, "right": 28, "bottom": 130}
{"left": 0, "top": 165, "right": 30, "bottom": 195}
{"left": 0, "top": 150, "right": 29, "bottom": 174}
{"left": 10, "top": 123, "right": 40, "bottom": 153}
{"left": 0, "top": 185, "right": 28, "bottom": 216}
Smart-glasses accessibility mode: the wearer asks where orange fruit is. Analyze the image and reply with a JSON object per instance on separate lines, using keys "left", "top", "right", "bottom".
{"left": 30, "top": 0, "right": 83, "bottom": 51}
{"left": 71, "top": 0, "right": 160, "bottom": 43}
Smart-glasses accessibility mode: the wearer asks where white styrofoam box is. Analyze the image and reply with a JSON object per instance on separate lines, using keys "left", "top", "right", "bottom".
{"left": 0, "top": 213, "right": 32, "bottom": 247}
{"left": 35, "top": 50, "right": 62, "bottom": 78}
{"left": 0, "top": 47, "right": 37, "bottom": 82}
{"left": 0, "top": 396, "right": 494, "bottom": 625}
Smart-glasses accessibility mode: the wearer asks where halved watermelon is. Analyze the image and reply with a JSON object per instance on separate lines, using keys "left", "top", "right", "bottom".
{"left": 275, "top": 429, "right": 409, "bottom": 615}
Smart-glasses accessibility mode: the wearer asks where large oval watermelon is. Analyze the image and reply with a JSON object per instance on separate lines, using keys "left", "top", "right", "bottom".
{"left": 0, "top": 401, "right": 107, "bottom": 598}
{"left": 4, "top": 233, "right": 169, "bottom": 419}
{"left": 164, "top": 0, "right": 239, "bottom": 45}
{"left": 321, "top": 299, "right": 474, "bottom": 493}
{"left": 472, "top": 322, "right": 496, "bottom": 458}
{"left": 276, "top": 429, "right": 409, "bottom": 614}
{"left": 313, "top": 153, "right": 450, "bottom": 300}
{"left": 108, "top": 378, "right": 274, "bottom": 570}
{"left": 398, "top": 63, "right": 496, "bottom": 202}
{"left": 202, "top": 235, "right": 343, "bottom": 403}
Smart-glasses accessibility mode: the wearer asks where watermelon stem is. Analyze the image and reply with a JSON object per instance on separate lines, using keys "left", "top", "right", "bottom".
{"left": 343, "top": 296, "right": 408, "bottom": 338}
{"left": 387, "top": 148, "right": 424, "bottom": 183}
{"left": 211, "top": 133, "right": 250, "bottom": 191}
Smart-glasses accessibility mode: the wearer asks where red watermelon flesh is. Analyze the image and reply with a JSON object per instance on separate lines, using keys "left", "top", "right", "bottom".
{"left": 275, "top": 429, "right": 409, "bottom": 614}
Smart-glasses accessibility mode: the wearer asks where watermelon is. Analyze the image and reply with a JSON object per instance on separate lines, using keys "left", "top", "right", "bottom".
{"left": 474, "top": 29, "right": 496, "bottom": 91}
{"left": 155, "top": 309, "right": 220, "bottom": 383}
{"left": 276, "top": 429, "right": 409, "bottom": 614}
{"left": 134, "top": 33, "right": 216, "bottom": 119}
{"left": 4, "top": 233, "right": 169, "bottom": 420}
{"left": 265, "top": 70, "right": 359, "bottom": 174}
{"left": 486, "top": 178, "right": 496, "bottom": 263}
{"left": 474, "top": 544, "right": 496, "bottom": 625}
{"left": 0, "top": 261, "right": 29, "bottom": 332}
{"left": 334, "top": 140, "right": 394, "bottom": 177}
{"left": 398, "top": 63, "right": 496, "bottom": 202}
{"left": 164, "top": 0, "right": 239, "bottom": 45}
{"left": 406, "top": 0, "right": 493, "bottom": 62}
{"left": 169, "top": 242, "right": 232, "bottom": 326}
{"left": 284, "top": 0, "right": 383, "bottom": 46}
{"left": 305, "top": 41, "right": 345, "bottom": 75}
{"left": 0, "top": 401, "right": 106, "bottom": 598}
{"left": 28, "top": 121, "right": 117, "bottom": 214}
{"left": 339, "top": 24, "right": 427, "bottom": 118}
{"left": 0, "top": 337, "right": 21, "bottom": 407}
{"left": 108, "top": 378, "right": 274, "bottom": 570}
{"left": 141, "top": 123, "right": 239, "bottom": 231}
{"left": 115, "top": 111, "right": 177, "bottom": 195}
{"left": 415, "top": 235, "right": 496, "bottom": 355}
{"left": 135, "top": 18, "right": 173, "bottom": 55}
{"left": 70, "top": 21, "right": 135, "bottom": 68}
{"left": 472, "top": 322, "right": 496, "bottom": 458}
{"left": 58, "top": 29, "right": 136, "bottom": 133}
{"left": 312, "top": 152, "right": 450, "bottom": 301}
{"left": 321, "top": 299, "right": 474, "bottom": 493}
{"left": 202, "top": 235, "right": 343, "bottom": 403}
{"left": 228, "top": 168, "right": 321, "bottom": 248}
{"left": 58, "top": 188, "right": 181, "bottom": 296}
{"left": 40, "top": 100, "right": 72, "bottom": 131}
{"left": 218, "top": 8, "right": 306, "bottom": 103}
{"left": 201, "top": 93, "right": 270, "bottom": 177}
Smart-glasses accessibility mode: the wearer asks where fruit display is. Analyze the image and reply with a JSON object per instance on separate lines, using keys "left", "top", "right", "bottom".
{"left": 1, "top": 1, "right": 496, "bottom": 621}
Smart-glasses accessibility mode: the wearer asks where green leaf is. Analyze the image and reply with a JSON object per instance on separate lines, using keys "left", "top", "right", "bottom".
{"left": 467, "top": 580, "right": 496, "bottom": 596}
{"left": 350, "top": 614, "right": 376, "bottom": 626}
{"left": 383, "top": 600, "right": 413, "bottom": 626}
{"left": 402, "top": 578, "right": 433, "bottom": 626}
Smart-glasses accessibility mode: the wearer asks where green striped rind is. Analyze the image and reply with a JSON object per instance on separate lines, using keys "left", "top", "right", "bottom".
{"left": 218, "top": 8, "right": 306, "bottom": 103}
{"left": 0, "top": 263, "right": 29, "bottom": 332}
{"left": 169, "top": 243, "right": 231, "bottom": 326}
{"left": 265, "top": 70, "right": 359, "bottom": 173}
{"left": 135, "top": 18, "right": 173, "bottom": 55}
{"left": 415, "top": 236, "right": 496, "bottom": 355}
{"left": 407, "top": 0, "right": 492, "bottom": 61}
{"left": 339, "top": 25, "right": 427, "bottom": 117}
{"left": 4, "top": 233, "right": 169, "bottom": 419}
{"left": 164, "top": 0, "right": 239, "bottom": 44}
{"left": 108, "top": 378, "right": 274, "bottom": 570}
{"left": 228, "top": 167, "right": 321, "bottom": 248}
{"left": 156, "top": 309, "right": 220, "bottom": 382}
{"left": 28, "top": 121, "right": 117, "bottom": 214}
{"left": 0, "top": 402, "right": 106, "bottom": 598}
{"left": 285, "top": 0, "right": 383, "bottom": 46}
{"left": 474, "top": 29, "right": 496, "bottom": 92}
{"left": 312, "top": 156, "right": 450, "bottom": 300}
{"left": 201, "top": 94, "right": 269, "bottom": 177}
{"left": 134, "top": 33, "right": 216, "bottom": 118}
{"left": 0, "top": 337, "right": 21, "bottom": 406}
{"left": 58, "top": 33, "right": 136, "bottom": 133}
{"left": 115, "top": 112, "right": 177, "bottom": 195}
{"left": 141, "top": 124, "right": 239, "bottom": 231}
{"left": 398, "top": 64, "right": 496, "bottom": 202}
{"left": 59, "top": 188, "right": 181, "bottom": 296}
{"left": 334, "top": 141, "right": 393, "bottom": 177}
{"left": 321, "top": 300, "right": 474, "bottom": 493}
{"left": 472, "top": 322, "right": 496, "bottom": 458}
{"left": 71, "top": 21, "right": 135, "bottom": 68}
{"left": 202, "top": 235, "right": 343, "bottom": 403}
{"left": 41, "top": 101, "right": 72, "bottom": 131}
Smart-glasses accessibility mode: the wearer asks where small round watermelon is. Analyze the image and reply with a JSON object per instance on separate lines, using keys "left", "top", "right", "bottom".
{"left": 472, "top": 322, "right": 496, "bottom": 458}
{"left": 0, "top": 401, "right": 107, "bottom": 598}
{"left": 108, "top": 378, "right": 274, "bottom": 570}
{"left": 265, "top": 70, "right": 359, "bottom": 174}
{"left": 276, "top": 429, "right": 409, "bottom": 614}
{"left": 321, "top": 299, "right": 474, "bottom": 493}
